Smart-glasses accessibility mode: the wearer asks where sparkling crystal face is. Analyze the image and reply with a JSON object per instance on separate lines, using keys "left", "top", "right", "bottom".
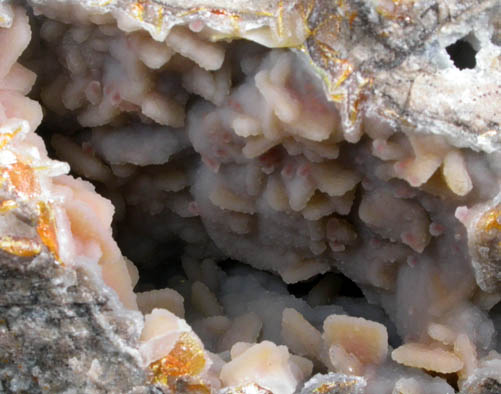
{"left": 0, "top": 1, "right": 500, "bottom": 393}
{"left": 36, "top": 201, "right": 60, "bottom": 262}
{"left": 150, "top": 332, "right": 206, "bottom": 383}
{"left": 2, "top": 162, "right": 39, "bottom": 199}
{"left": 0, "top": 235, "right": 41, "bottom": 257}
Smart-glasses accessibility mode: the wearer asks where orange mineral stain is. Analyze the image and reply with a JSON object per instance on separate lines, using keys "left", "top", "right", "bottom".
{"left": 334, "top": 59, "right": 353, "bottom": 88}
{"left": 349, "top": 11, "right": 358, "bottom": 27}
{"left": 184, "top": 384, "right": 211, "bottom": 394}
{"left": 313, "top": 380, "right": 359, "bottom": 393}
{"left": 36, "top": 202, "right": 60, "bottom": 262}
{"left": 0, "top": 200, "right": 17, "bottom": 214}
{"left": 478, "top": 207, "right": 501, "bottom": 232}
{"left": 1, "top": 161, "right": 39, "bottom": 198}
{"left": 0, "top": 236, "right": 41, "bottom": 257}
{"left": 0, "top": 127, "right": 21, "bottom": 150}
{"left": 210, "top": 8, "right": 227, "bottom": 16}
{"left": 130, "top": 1, "right": 145, "bottom": 21}
{"left": 150, "top": 332, "right": 206, "bottom": 386}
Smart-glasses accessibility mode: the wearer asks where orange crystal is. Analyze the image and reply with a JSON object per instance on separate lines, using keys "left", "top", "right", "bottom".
{"left": 149, "top": 332, "right": 206, "bottom": 386}
{"left": 1, "top": 161, "right": 39, "bottom": 198}
{"left": 0, "top": 236, "right": 41, "bottom": 257}
{"left": 36, "top": 202, "right": 60, "bottom": 262}
{"left": 478, "top": 207, "right": 501, "bottom": 233}
{"left": 0, "top": 200, "right": 17, "bottom": 214}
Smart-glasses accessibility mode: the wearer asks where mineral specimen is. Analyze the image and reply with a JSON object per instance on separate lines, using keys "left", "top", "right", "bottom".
{"left": 0, "top": 0, "right": 500, "bottom": 393}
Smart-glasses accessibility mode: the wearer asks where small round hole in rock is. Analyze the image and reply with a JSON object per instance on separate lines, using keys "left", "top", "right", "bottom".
{"left": 446, "top": 38, "right": 477, "bottom": 69}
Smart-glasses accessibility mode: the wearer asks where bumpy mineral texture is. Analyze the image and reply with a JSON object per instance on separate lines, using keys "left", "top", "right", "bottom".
{"left": 0, "top": 0, "right": 500, "bottom": 393}
{"left": 0, "top": 246, "right": 159, "bottom": 393}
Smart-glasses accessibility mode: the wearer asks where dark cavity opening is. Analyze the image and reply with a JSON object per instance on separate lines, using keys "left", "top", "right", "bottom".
{"left": 287, "top": 272, "right": 364, "bottom": 301}
{"left": 446, "top": 38, "right": 477, "bottom": 70}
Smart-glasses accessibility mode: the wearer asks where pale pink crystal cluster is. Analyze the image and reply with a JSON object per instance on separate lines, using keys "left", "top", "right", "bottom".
{"left": 0, "top": 1, "right": 500, "bottom": 393}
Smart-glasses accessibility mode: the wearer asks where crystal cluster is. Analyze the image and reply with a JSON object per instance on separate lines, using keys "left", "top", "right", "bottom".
{"left": 0, "top": 1, "right": 500, "bottom": 393}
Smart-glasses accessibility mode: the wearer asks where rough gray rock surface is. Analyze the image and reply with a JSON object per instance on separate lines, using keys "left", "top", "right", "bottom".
{"left": 462, "top": 379, "right": 501, "bottom": 394}
{"left": 303, "top": 0, "right": 501, "bottom": 151}
{"left": 0, "top": 249, "right": 161, "bottom": 393}
{"left": 460, "top": 359, "right": 501, "bottom": 394}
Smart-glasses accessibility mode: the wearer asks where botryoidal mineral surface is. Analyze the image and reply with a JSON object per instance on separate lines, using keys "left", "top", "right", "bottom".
{"left": 0, "top": 0, "right": 500, "bottom": 393}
